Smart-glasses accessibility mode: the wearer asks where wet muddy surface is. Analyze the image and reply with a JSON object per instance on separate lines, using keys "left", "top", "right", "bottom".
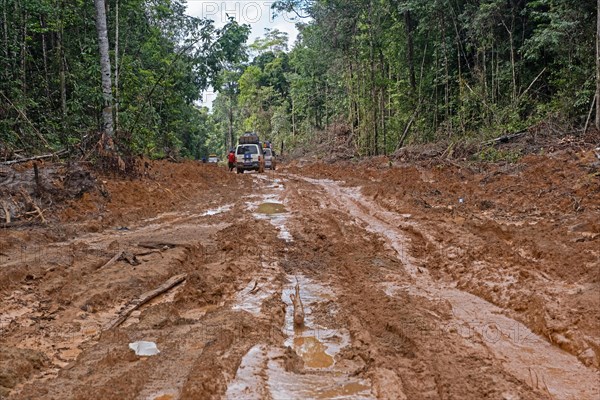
{"left": 1, "top": 152, "right": 599, "bottom": 399}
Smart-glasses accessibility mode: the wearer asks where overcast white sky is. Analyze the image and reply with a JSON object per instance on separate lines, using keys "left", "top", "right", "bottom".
{"left": 186, "top": 1, "right": 300, "bottom": 107}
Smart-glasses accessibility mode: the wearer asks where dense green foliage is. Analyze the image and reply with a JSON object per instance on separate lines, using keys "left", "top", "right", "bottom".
{"left": 1, "top": 0, "right": 597, "bottom": 158}
{"left": 0, "top": 0, "right": 249, "bottom": 157}
{"left": 210, "top": 0, "right": 598, "bottom": 156}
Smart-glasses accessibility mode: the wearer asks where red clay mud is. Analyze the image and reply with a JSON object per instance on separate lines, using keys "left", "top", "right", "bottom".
{"left": 1, "top": 148, "right": 598, "bottom": 399}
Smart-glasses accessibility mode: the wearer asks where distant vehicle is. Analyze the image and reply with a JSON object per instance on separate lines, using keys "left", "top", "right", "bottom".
{"left": 208, "top": 154, "right": 219, "bottom": 163}
{"left": 235, "top": 143, "right": 264, "bottom": 173}
{"left": 235, "top": 133, "right": 264, "bottom": 173}
{"left": 263, "top": 148, "right": 276, "bottom": 170}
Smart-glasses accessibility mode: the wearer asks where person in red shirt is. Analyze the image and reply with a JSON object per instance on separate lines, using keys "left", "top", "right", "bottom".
{"left": 227, "top": 150, "right": 236, "bottom": 172}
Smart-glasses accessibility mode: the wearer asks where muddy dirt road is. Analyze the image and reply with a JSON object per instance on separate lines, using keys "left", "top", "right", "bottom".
{"left": 1, "top": 153, "right": 599, "bottom": 399}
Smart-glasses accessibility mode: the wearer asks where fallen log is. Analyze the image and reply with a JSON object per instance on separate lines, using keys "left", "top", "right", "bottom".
{"left": 105, "top": 273, "right": 186, "bottom": 330}
{"left": 482, "top": 130, "right": 527, "bottom": 146}
{"left": 0, "top": 149, "right": 68, "bottom": 166}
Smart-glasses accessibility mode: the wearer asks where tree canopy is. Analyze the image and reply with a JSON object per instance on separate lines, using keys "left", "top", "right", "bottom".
{"left": 0, "top": 0, "right": 249, "bottom": 158}
{"left": 1, "top": 0, "right": 598, "bottom": 159}
{"left": 208, "top": 0, "right": 598, "bottom": 156}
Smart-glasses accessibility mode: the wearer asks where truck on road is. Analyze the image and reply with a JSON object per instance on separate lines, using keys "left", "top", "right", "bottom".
{"left": 235, "top": 133, "right": 265, "bottom": 174}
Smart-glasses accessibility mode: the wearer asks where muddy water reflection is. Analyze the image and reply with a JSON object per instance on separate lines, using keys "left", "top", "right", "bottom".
{"left": 293, "top": 336, "right": 334, "bottom": 368}
{"left": 257, "top": 202, "right": 287, "bottom": 215}
{"left": 281, "top": 275, "right": 347, "bottom": 367}
{"left": 227, "top": 274, "right": 374, "bottom": 398}
{"left": 249, "top": 199, "right": 293, "bottom": 242}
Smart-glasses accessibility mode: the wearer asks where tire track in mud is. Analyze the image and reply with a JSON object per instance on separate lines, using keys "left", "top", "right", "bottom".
{"left": 291, "top": 174, "right": 599, "bottom": 400}
{"left": 226, "top": 174, "right": 376, "bottom": 399}
{"left": 278, "top": 176, "right": 530, "bottom": 399}
{"left": 3, "top": 165, "right": 597, "bottom": 399}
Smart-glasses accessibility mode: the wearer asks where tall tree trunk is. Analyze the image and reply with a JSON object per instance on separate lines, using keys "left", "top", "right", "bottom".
{"left": 405, "top": 10, "right": 416, "bottom": 92}
{"left": 369, "top": 0, "right": 377, "bottom": 155}
{"left": 501, "top": 15, "right": 517, "bottom": 105}
{"left": 58, "top": 0, "right": 67, "bottom": 140}
{"left": 596, "top": 0, "right": 600, "bottom": 129}
{"left": 228, "top": 92, "right": 234, "bottom": 149}
{"left": 12, "top": 0, "right": 17, "bottom": 72}
{"left": 40, "top": 16, "right": 50, "bottom": 99}
{"left": 114, "top": 0, "right": 119, "bottom": 132}
{"left": 2, "top": 0, "right": 7, "bottom": 62}
{"left": 94, "top": 0, "right": 114, "bottom": 144}
{"left": 20, "top": 9, "right": 27, "bottom": 106}
{"left": 291, "top": 95, "right": 296, "bottom": 143}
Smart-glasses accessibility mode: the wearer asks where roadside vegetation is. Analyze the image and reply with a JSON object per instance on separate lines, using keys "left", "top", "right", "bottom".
{"left": 0, "top": 0, "right": 598, "bottom": 161}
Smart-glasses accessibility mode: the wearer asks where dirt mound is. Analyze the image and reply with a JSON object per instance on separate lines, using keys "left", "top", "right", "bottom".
{"left": 73, "top": 160, "right": 236, "bottom": 229}
{"left": 0, "top": 159, "right": 237, "bottom": 232}
{"left": 0, "top": 162, "right": 103, "bottom": 227}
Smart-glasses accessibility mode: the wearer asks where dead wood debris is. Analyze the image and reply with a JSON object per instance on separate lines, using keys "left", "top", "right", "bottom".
{"left": 19, "top": 189, "right": 46, "bottom": 223}
{"left": 0, "top": 149, "right": 68, "bottom": 166}
{"left": 1, "top": 201, "right": 10, "bottom": 224}
{"left": 290, "top": 280, "right": 305, "bottom": 328}
{"left": 137, "top": 242, "right": 177, "bottom": 250}
{"left": 135, "top": 249, "right": 165, "bottom": 257}
{"left": 105, "top": 273, "right": 187, "bottom": 330}
{"left": 99, "top": 251, "right": 123, "bottom": 270}
{"left": 99, "top": 250, "right": 141, "bottom": 270}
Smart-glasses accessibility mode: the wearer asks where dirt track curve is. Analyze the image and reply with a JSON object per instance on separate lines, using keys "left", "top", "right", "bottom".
{"left": 1, "top": 155, "right": 599, "bottom": 399}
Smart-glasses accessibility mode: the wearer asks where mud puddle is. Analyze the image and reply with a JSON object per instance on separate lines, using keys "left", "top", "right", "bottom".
{"left": 257, "top": 202, "right": 287, "bottom": 215}
{"left": 281, "top": 275, "right": 348, "bottom": 366}
{"left": 232, "top": 261, "right": 279, "bottom": 316}
{"left": 227, "top": 178, "right": 373, "bottom": 399}
{"left": 306, "top": 177, "right": 599, "bottom": 400}
{"left": 201, "top": 204, "right": 233, "bottom": 216}
{"left": 249, "top": 194, "right": 293, "bottom": 242}
{"left": 226, "top": 274, "right": 373, "bottom": 399}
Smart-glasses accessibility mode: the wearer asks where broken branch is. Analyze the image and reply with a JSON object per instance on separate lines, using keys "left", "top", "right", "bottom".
{"left": 482, "top": 130, "right": 528, "bottom": 146}
{"left": 99, "top": 251, "right": 124, "bottom": 270}
{"left": 0, "top": 149, "right": 68, "bottom": 166}
{"left": 105, "top": 274, "right": 186, "bottom": 330}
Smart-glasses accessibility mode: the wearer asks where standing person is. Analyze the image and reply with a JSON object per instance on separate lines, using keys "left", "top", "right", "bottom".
{"left": 227, "top": 149, "right": 236, "bottom": 172}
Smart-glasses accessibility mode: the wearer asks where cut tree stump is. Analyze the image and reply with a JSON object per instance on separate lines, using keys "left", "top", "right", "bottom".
{"left": 105, "top": 273, "right": 186, "bottom": 330}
